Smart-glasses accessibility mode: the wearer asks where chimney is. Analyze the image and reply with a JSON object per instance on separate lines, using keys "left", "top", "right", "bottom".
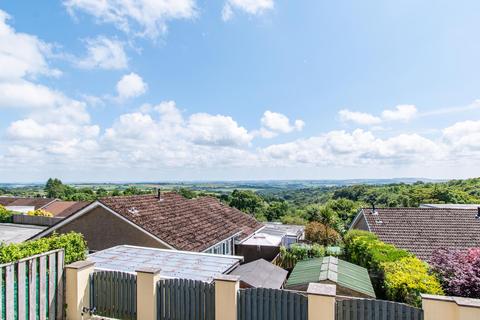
{"left": 371, "top": 203, "right": 378, "bottom": 215}
{"left": 476, "top": 207, "right": 480, "bottom": 219}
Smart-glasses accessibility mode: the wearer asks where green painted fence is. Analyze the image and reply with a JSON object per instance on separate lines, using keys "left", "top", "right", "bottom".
{"left": 336, "top": 298, "right": 424, "bottom": 320}
{"left": 156, "top": 279, "right": 215, "bottom": 320}
{"left": 89, "top": 271, "right": 137, "bottom": 320}
{"left": 237, "top": 288, "right": 308, "bottom": 320}
{"left": 0, "top": 249, "right": 64, "bottom": 320}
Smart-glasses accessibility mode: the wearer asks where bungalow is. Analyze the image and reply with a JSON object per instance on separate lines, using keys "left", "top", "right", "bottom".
{"left": 350, "top": 207, "right": 480, "bottom": 261}
{"left": 33, "top": 191, "right": 263, "bottom": 254}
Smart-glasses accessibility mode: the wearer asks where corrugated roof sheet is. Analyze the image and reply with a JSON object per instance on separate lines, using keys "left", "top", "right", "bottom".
{"left": 285, "top": 256, "right": 375, "bottom": 298}
{"left": 87, "top": 245, "right": 243, "bottom": 283}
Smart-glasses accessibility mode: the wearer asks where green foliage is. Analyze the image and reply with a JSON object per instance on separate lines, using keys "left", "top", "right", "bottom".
{"left": 280, "top": 243, "right": 325, "bottom": 262}
{"left": 344, "top": 231, "right": 410, "bottom": 272}
{"left": 0, "top": 205, "right": 14, "bottom": 223}
{"left": 382, "top": 257, "right": 444, "bottom": 307}
{"left": 227, "top": 189, "right": 266, "bottom": 215}
{"left": 0, "top": 232, "right": 87, "bottom": 264}
{"left": 280, "top": 215, "right": 307, "bottom": 225}
{"left": 176, "top": 188, "right": 198, "bottom": 199}
{"left": 344, "top": 230, "right": 443, "bottom": 306}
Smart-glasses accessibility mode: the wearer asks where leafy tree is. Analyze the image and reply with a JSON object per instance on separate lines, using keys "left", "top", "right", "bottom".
{"left": 264, "top": 201, "right": 289, "bottom": 221}
{"left": 228, "top": 189, "right": 265, "bottom": 215}
{"left": 45, "top": 178, "right": 65, "bottom": 198}
{"left": 177, "top": 188, "right": 197, "bottom": 199}
{"left": 0, "top": 205, "right": 14, "bottom": 223}
{"left": 430, "top": 248, "right": 480, "bottom": 298}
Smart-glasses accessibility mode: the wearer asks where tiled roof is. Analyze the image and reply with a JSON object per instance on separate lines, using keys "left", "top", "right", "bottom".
{"left": 362, "top": 207, "right": 480, "bottom": 261}
{"left": 99, "top": 193, "right": 263, "bottom": 252}
{"left": 42, "top": 201, "right": 91, "bottom": 218}
{"left": 0, "top": 197, "right": 55, "bottom": 209}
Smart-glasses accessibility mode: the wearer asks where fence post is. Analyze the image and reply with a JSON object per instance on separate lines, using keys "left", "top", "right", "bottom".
{"left": 214, "top": 274, "right": 240, "bottom": 320}
{"left": 65, "top": 260, "right": 95, "bottom": 320}
{"left": 136, "top": 267, "right": 162, "bottom": 320}
{"left": 307, "top": 283, "right": 336, "bottom": 320}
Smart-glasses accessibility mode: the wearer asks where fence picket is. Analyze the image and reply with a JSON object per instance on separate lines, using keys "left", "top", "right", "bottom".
{"left": 6, "top": 264, "right": 14, "bottom": 320}
{"left": 0, "top": 267, "right": 3, "bottom": 320}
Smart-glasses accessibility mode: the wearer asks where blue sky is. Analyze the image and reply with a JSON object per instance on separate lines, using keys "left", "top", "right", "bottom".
{"left": 0, "top": 0, "right": 479, "bottom": 182}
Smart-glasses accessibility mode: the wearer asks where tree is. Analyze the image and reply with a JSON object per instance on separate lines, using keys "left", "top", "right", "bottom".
{"left": 305, "top": 222, "right": 340, "bottom": 246}
{"left": 45, "top": 178, "right": 65, "bottom": 198}
{"left": 264, "top": 201, "right": 289, "bottom": 221}
{"left": 430, "top": 248, "right": 480, "bottom": 298}
{"left": 228, "top": 190, "right": 265, "bottom": 215}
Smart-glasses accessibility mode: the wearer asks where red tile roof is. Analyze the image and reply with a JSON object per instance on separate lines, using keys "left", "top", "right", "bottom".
{"left": 0, "top": 197, "right": 55, "bottom": 209}
{"left": 361, "top": 207, "right": 480, "bottom": 261}
{"left": 99, "top": 192, "right": 263, "bottom": 252}
{"left": 42, "top": 201, "right": 91, "bottom": 218}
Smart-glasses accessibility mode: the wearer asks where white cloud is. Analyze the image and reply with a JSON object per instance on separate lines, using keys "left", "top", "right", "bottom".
{"left": 381, "top": 104, "right": 417, "bottom": 122}
{"left": 260, "top": 111, "right": 304, "bottom": 135}
{"left": 339, "top": 109, "right": 382, "bottom": 126}
{"left": 63, "top": 0, "right": 197, "bottom": 39}
{"left": 222, "top": 0, "right": 274, "bottom": 21}
{"left": 116, "top": 73, "right": 147, "bottom": 99}
{"left": 443, "top": 120, "right": 480, "bottom": 152}
{"left": 0, "top": 9, "right": 60, "bottom": 80}
{"left": 76, "top": 36, "right": 128, "bottom": 70}
{"left": 188, "top": 113, "right": 252, "bottom": 147}
{"left": 260, "top": 129, "right": 443, "bottom": 166}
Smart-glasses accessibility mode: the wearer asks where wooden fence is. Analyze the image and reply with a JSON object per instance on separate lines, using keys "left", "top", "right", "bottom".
{"left": 89, "top": 270, "right": 137, "bottom": 319}
{"left": 12, "top": 215, "right": 62, "bottom": 226}
{"left": 336, "top": 298, "right": 424, "bottom": 320}
{"left": 237, "top": 288, "right": 308, "bottom": 320}
{"left": 156, "top": 279, "right": 215, "bottom": 320}
{"left": 0, "top": 249, "right": 64, "bottom": 320}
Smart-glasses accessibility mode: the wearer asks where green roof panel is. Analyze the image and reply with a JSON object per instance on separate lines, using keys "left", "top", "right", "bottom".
{"left": 285, "top": 256, "right": 375, "bottom": 298}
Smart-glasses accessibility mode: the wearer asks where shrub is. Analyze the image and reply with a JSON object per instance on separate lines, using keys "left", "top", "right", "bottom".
{"left": 430, "top": 248, "right": 480, "bottom": 298}
{"left": 382, "top": 257, "right": 444, "bottom": 307}
{"left": 0, "top": 205, "right": 14, "bottom": 223}
{"left": 280, "top": 243, "right": 325, "bottom": 265}
{"left": 343, "top": 230, "right": 442, "bottom": 306}
{"left": 305, "top": 222, "right": 340, "bottom": 246}
{"left": 27, "top": 209, "right": 53, "bottom": 217}
{"left": 0, "top": 232, "right": 87, "bottom": 264}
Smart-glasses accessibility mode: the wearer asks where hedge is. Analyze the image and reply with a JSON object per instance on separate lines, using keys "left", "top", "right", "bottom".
{"left": 344, "top": 230, "right": 444, "bottom": 307}
{"left": 0, "top": 232, "right": 87, "bottom": 264}
{"left": 383, "top": 257, "right": 444, "bottom": 306}
{"left": 0, "top": 205, "right": 14, "bottom": 223}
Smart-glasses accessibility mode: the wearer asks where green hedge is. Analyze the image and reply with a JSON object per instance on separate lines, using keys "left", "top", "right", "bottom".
{"left": 0, "top": 205, "right": 14, "bottom": 223}
{"left": 344, "top": 230, "right": 443, "bottom": 307}
{"left": 0, "top": 232, "right": 87, "bottom": 264}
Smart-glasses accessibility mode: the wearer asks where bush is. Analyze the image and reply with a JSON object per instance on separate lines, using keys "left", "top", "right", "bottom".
{"left": 430, "top": 248, "right": 480, "bottom": 298}
{"left": 343, "top": 230, "right": 410, "bottom": 272}
{"left": 382, "top": 257, "right": 444, "bottom": 307}
{"left": 280, "top": 243, "right": 325, "bottom": 263}
{"left": 0, "top": 232, "right": 87, "bottom": 264}
{"left": 27, "top": 209, "right": 53, "bottom": 217}
{"left": 305, "top": 222, "right": 340, "bottom": 246}
{"left": 0, "top": 205, "right": 14, "bottom": 223}
{"left": 343, "top": 230, "right": 442, "bottom": 306}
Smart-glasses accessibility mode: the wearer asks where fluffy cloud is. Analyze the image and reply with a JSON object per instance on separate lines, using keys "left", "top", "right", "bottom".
{"left": 258, "top": 111, "right": 304, "bottom": 137}
{"left": 222, "top": 0, "right": 274, "bottom": 21}
{"left": 260, "top": 129, "right": 443, "bottom": 166}
{"left": 76, "top": 36, "right": 128, "bottom": 70}
{"left": 0, "top": 10, "right": 59, "bottom": 80}
{"left": 116, "top": 73, "right": 147, "bottom": 99}
{"left": 63, "top": 0, "right": 197, "bottom": 39}
{"left": 339, "top": 104, "right": 418, "bottom": 126}
{"left": 381, "top": 104, "right": 417, "bottom": 122}
{"left": 443, "top": 120, "right": 480, "bottom": 152}
{"left": 339, "top": 109, "right": 382, "bottom": 126}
